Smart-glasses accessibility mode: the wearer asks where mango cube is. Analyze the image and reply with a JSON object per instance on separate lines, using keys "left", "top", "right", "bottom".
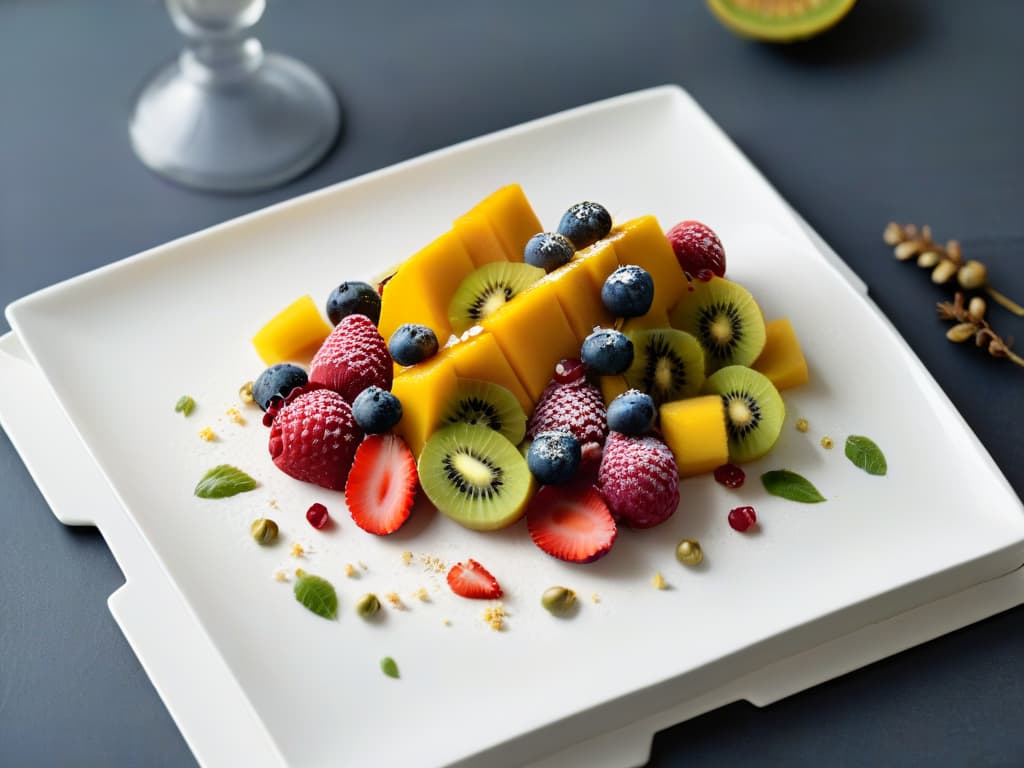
{"left": 252, "top": 294, "right": 332, "bottom": 365}
{"left": 453, "top": 210, "right": 509, "bottom": 268}
{"left": 481, "top": 283, "right": 580, "bottom": 403}
{"left": 378, "top": 230, "right": 476, "bottom": 349}
{"left": 599, "top": 375, "right": 629, "bottom": 407}
{"left": 607, "top": 216, "right": 687, "bottom": 315}
{"left": 470, "top": 184, "right": 543, "bottom": 261}
{"left": 660, "top": 395, "right": 729, "bottom": 477}
{"left": 445, "top": 329, "right": 532, "bottom": 413}
{"left": 753, "top": 318, "right": 809, "bottom": 390}
{"left": 542, "top": 240, "right": 618, "bottom": 342}
{"left": 621, "top": 306, "right": 671, "bottom": 334}
{"left": 391, "top": 355, "right": 459, "bottom": 459}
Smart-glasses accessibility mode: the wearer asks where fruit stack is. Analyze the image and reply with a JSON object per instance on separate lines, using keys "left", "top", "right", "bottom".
{"left": 249, "top": 185, "right": 809, "bottom": 562}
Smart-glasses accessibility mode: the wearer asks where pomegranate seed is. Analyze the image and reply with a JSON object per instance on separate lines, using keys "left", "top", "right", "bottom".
{"left": 306, "top": 502, "right": 330, "bottom": 530}
{"left": 714, "top": 463, "right": 746, "bottom": 489}
{"left": 728, "top": 506, "right": 757, "bottom": 532}
{"left": 553, "top": 358, "right": 587, "bottom": 384}
{"left": 695, "top": 268, "right": 714, "bottom": 282}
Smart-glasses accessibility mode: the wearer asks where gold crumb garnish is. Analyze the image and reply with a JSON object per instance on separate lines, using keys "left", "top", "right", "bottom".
{"left": 821, "top": 436, "right": 834, "bottom": 450}
{"left": 225, "top": 406, "right": 246, "bottom": 425}
{"left": 273, "top": 570, "right": 288, "bottom": 582}
{"left": 345, "top": 563, "right": 357, "bottom": 578}
{"left": 289, "top": 542, "right": 305, "bottom": 558}
{"left": 652, "top": 572, "right": 667, "bottom": 590}
{"left": 239, "top": 381, "right": 255, "bottom": 406}
{"left": 591, "top": 593, "right": 601, "bottom": 604}
{"left": 385, "top": 592, "right": 405, "bottom": 610}
{"left": 412, "top": 587, "right": 429, "bottom": 602}
{"left": 482, "top": 603, "right": 507, "bottom": 631}
{"left": 358, "top": 560, "right": 368, "bottom": 570}
{"left": 795, "top": 418, "right": 809, "bottom": 433}
{"left": 419, "top": 554, "right": 447, "bottom": 573}
{"left": 401, "top": 550, "right": 413, "bottom": 565}
{"left": 198, "top": 426, "right": 216, "bottom": 442}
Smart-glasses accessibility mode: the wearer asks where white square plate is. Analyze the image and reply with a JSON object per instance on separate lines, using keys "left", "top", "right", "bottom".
{"left": 7, "top": 86, "right": 1024, "bottom": 767}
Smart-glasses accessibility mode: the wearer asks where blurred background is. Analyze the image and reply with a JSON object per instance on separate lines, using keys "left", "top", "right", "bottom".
{"left": 1, "top": 1, "right": 1022, "bottom": 765}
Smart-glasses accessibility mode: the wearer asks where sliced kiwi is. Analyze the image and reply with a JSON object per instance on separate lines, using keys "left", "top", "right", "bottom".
{"left": 669, "top": 276, "right": 766, "bottom": 373}
{"left": 623, "top": 328, "right": 705, "bottom": 406}
{"left": 702, "top": 365, "right": 784, "bottom": 463}
{"left": 448, "top": 262, "right": 545, "bottom": 335}
{"left": 706, "top": 0, "right": 857, "bottom": 43}
{"left": 418, "top": 423, "right": 534, "bottom": 531}
{"left": 440, "top": 378, "right": 527, "bottom": 445}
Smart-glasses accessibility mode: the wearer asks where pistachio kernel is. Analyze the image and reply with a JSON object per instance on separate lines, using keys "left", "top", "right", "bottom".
{"left": 356, "top": 593, "right": 381, "bottom": 618}
{"left": 250, "top": 517, "right": 278, "bottom": 545}
{"left": 957, "top": 260, "right": 988, "bottom": 290}
{"left": 541, "top": 586, "right": 577, "bottom": 614}
{"left": 239, "top": 381, "right": 255, "bottom": 405}
{"left": 675, "top": 538, "right": 704, "bottom": 567}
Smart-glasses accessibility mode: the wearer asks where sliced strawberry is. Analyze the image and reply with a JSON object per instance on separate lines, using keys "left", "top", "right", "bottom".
{"left": 344, "top": 433, "right": 417, "bottom": 535}
{"left": 446, "top": 559, "right": 503, "bottom": 600}
{"left": 526, "top": 485, "right": 617, "bottom": 563}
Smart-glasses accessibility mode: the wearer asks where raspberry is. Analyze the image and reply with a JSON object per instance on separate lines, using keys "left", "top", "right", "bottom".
{"left": 666, "top": 221, "right": 726, "bottom": 279}
{"left": 309, "top": 314, "right": 392, "bottom": 403}
{"left": 268, "top": 388, "right": 363, "bottom": 490}
{"left": 597, "top": 432, "right": 679, "bottom": 528}
{"left": 526, "top": 377, "right": 608, "bottom": 445}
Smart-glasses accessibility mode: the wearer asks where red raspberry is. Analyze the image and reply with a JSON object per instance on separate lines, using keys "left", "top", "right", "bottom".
{"left": 268, "top": 389, "right": 363, "bottom": 490}
{"left": 666, "top": 221, "right": 726, "bottom": 279}
{"left": 597, "top": 432, "right": 679, "bottom": 528}
{"left": 526, "top": 377, "right": 608, "bottom": 445}
{"left": 309, "top": 314, "right": 392, "bottom": 403}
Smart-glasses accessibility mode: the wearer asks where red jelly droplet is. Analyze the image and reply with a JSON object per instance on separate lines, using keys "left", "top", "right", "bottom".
{"left": 554, "top": 358, "right": 587, "bottom": 384}
{"left": 714, "top": 463, "right": 746, "bottom": 489}
{"left": 306, "top": 502, "right": 330, "bottom": 530}
{"left": 728, "top": 506, "right": 757, "bottom": 533}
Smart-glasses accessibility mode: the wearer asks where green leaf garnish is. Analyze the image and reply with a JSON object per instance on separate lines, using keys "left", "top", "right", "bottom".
{"left": 193, "top": 464, "right": 257, "bottom": 499}
{"left": 380, "top": 656, "right": 400, "bottom": 679}
{"left": 761, "top": 470, "right": 826, "bottom": 503}
{"left": 174, "top": 395, "right": 195, "bottom": 417}
{"left": 844, "top": 435, "right": 887, "bottom": 476}
{"left": 293, "top": 570, "right": 338, "bottom": 620}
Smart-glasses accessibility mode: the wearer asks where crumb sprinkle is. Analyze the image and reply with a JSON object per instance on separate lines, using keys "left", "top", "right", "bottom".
{"left": 385, "top": 592, "right": 405, "bottom": 610}
{"left": 268, "top": 499, "right": 279, "bottom": 509}
{"left": 482, "top": 603, "right": 507, "bottom": 631}
{"left": 289, "top": 542, "right": 305, "bottom": 558}
{"left": 198, "top": 426, "right": 216, "bottom": 442}
{"left": 225, "top": 406, "right": 246, "bottom": 425}
{"left": 273, "top": 570, "right": 288, "bottom": 582}
{"left": 795, "top": 418, "right": 809, "bottom": 433}
{"left": 419, "top": 554, "right": 447, "bottom": 573}
{"left": 652, "top": 572, "right": 667, "bottom": 590}
{"left": 358, "top": 560, "right": 369, "bottom": 570}
{"left": 442, "top": 618, "right": 452, "bottom": 626}
{"left": 401, "top": 550, "right": 413, "bottom": 566}
{"left": 412, "top": 587, "right": 429, "bottom": 602}
{"left": 591, "top": 593, "right": 601, "bottom": 604}
{"left": 345, "top": 563, "right": 357, "bottom": 578}
{"left": 821, "top": 436, "right": 834, "bottom": 449}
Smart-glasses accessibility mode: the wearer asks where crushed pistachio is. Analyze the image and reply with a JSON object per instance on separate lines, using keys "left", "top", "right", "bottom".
{"left": 250, "top": 518, "right": 278, "bottom": 545}
{"left": 356, "top": 593, "right": 381, "bottom": 618}
{"left": 795, "top": 418, "right": 809, "bottom": 433}
{"left": 198, "top": 426, "right": 216, "bottom": 442}
{"left": 175, "top": 395, "right": 196, "bottom": 417}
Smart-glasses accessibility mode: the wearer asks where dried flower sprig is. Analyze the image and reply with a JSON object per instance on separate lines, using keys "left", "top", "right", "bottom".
{"left": 937, "top": 292, "right": 1024, "bottom": 368}
{"left": 883, "top": 222, "right": 1024, "bottom": 316}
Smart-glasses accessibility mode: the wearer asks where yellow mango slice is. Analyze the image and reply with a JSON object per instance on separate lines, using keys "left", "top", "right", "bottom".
{"left": 599, "top": 375, "right": 629, "bottom": 407}
{"left": 453, "top": 210, "right": 509, "bottom": 268}
{"left": 252, "top": 294, "right": 332, "bottom": 365}
{"left": 542, "top": 240, "right": 618, "bottom": 342}
{"left": 445, "top": 330, "right": 532, "bottom": 413}
{"left": 470, "top": 184, "right": 543, "bottom": 261}
{"left": 391, "top": 355, "right": 459, "bottom": 459}
{"left": 753, "top": 317, "right": 809, "bottom": 390}
{"left": 607, "top": 216, "right": 687, "bottom": 315}
{"left": 660, "top": 395, "right": 729, "bottom": 477}
{"left": 378, "top": 230, "right": 476, "bottom": 350}
{"left": 621, "top": 306, "right": 671, "bottom": 334}
{"left": 481, "top": 283, "right": 580, "bottom": 403}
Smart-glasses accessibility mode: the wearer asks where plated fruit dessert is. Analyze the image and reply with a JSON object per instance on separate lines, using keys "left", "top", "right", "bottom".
{"left": 248, "top": 185, "right": 810, "bottom": 563}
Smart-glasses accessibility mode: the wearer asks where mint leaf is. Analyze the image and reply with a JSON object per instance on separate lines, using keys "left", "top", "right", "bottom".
{"left": 194, "top": 465, "right": 257, "bottom": 499}
{"left": 845, "top": 435, "right": 887, "bottom": 476}
{"left": 761, "top": 470, "right": 826, "bottom": 503}
{"left": 294, "top": 571, "right": 338, "bottom": 620}
{"left": 174, "top": 395, "right": 195, "bottom": 417}
{"left": 380, "top": 656, "right": 400, "bottom": 679}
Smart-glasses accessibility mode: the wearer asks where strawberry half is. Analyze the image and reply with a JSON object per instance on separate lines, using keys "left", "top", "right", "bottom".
{"left": 344, "top": 433, "right": 417, "bottom": 535}
{"left": 526, "top": 484, "right": 617, "bottom": 563}
{"left": 446, "top": 559, "right": 503, "bottom": 600}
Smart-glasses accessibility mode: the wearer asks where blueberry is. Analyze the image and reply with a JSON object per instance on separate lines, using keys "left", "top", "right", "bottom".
{"left": 601, "top": 266, "right": 654, "bottom": 318}
{"left": 389, "top": 323, "right": 439, "bottom": 366}
{"left": 527, "top": 431, "right": 582, "bottom": 485}
{"left": 557, "top": 202, "right": 612, "bottom": 249}
{"left": 326, "top": 281, "right": 381, "bottom": 326}
{"left": 352, "top": 386, "right": 403, "bottom": 434}
{"left": 607, "top": 390, "right": 656, "bottom": 436}
{"left": 523, "top": 232, "right": 575, "bottom": 272}
{"left": 252, "top": 363, "right": 308, "bottom": 411}
{"left": 581, "top": 329, "right": 634, "bottom": 375}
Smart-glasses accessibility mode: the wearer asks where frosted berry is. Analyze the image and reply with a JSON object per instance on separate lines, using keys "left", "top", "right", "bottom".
{"left": 601, "top": 266, "right": 654, "bottom": 318}
{"left": 558, "top": 201, "right": 612, "bottom": 249}
{"left": 666, "top": 220, "right": 726, "bottom": 279}
{"left": 606, "top": 390, "right": 656, "bottom": 436}
{"left": 253, "top": 363, "right": 308, "bottom": 411}
{"left": 352, "top": 386, "right": 402, "bottom": 434}
{"left": 326, "top": 281, "right": 381, "bottom": 326}
{"left": 527, "top": 431, "right": 582, "bottom": 486}
{"left": 309, "top": 314, "right": 392, "bottom": 403}
{"left": 389, "top": 323, "right": 439, "bottom": 366}
{"left": 581, "top": 328, "right": 633, "bottom": 375}
{"left": 524, "top": 232, "right": 575, "bottom": 272}
{"left": 598, "top": 432, "right": 679, "bottom": 528}
{"left": 527, "top": 376, "right": 608, "bottom": 445}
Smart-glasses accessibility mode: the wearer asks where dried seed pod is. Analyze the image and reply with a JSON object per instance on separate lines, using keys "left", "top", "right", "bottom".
{"left": 883, "top": 222, "right": 904, "bottom": 245}
{"left": 975, "top": 327, "right": 996, "bottom": 347}
{"left": 931, "top": 259, "right": 958, "bottom": 284}
{"left": 894, "top": 240, "right": 924, "bottom": 260}
{"left": 957, "top": 260, "right": 988, "bottom": 290}
{"left": 916, "top": 250, "right": 941, "bottom": 268}
{"left": 945, "top": 240, "right": 962, "bottom": 265}
{"left": 968, "top": 297, "right": 987, "bottom": 322}
{"left": 988, "top": 339, "right": 1008, "bottom": 358}
{"left": 946, "top": 322, "right": 978, "bottom": 343}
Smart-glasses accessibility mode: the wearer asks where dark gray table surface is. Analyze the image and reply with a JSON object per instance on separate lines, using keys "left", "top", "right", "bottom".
{"left": 2, "top": 1, "right": 1023, "bottom": 765}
